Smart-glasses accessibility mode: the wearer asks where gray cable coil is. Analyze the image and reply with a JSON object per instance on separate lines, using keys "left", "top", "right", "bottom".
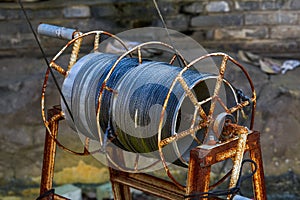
{"left": 112, "top": 61, "right": 237, "bottom": 166}
{"left": 61, "top": 53, "right": 238, "bottom": 166}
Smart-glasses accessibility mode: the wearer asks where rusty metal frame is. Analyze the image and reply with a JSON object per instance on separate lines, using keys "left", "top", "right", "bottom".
{"left": 109, "top": 131, "right": 266, "bottom": 200}
{"left": 39, "top": 106, "right": 68, "bottom": 200}
{"left": 40, "top": 107, "right": 266, "bottom": 200}
{"left": 39, "top": 27, "right": 265, "bottom": 199}
{"left": 157, "top": 52, "right": 257, "bottom": 189}
{"left": 186, "top": 131, "right": 266, "bottom": 200}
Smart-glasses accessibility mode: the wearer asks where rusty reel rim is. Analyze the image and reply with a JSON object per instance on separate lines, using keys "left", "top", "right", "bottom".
{"left": 41, "top": 30, "right": 131, "bottom": 156}
{"left": 186, "top": 52, "right": 256, "bottom": 128}
{"left": 157, "top": 52, "right": 256, "bottom": 190}
{"left": 97, "top": 41, "right": 189, "bottom": 173}
{"left": 171, "top": 75, "right": 240, "bottom": 166}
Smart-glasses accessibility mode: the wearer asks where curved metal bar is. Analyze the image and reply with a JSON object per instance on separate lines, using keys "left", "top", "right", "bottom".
{"left": 105, "top": 151, "right": 162, "bottom": 173}
{"left": 227, "top": 57, "right": 256, "bottom": 129}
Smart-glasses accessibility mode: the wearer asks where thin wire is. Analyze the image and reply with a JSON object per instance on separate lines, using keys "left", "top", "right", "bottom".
{"left": 184, "top": 159, "right": 258, "bottom": 199}
{"left": 152, "top": 0, "right": 183, "bottom": 67}
{"left": 18, "top": 0, "right": 74, "bottom": 122}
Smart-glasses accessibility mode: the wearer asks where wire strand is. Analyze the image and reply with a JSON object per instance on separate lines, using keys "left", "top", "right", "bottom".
{"left": 152, "top": 0, "right": 183, "bottom": 67}
{"left": 184, "top": 159, "right": 258, "bottom": 199}
{"left": 18, "top": 0, "right": 74, "bottom": 122}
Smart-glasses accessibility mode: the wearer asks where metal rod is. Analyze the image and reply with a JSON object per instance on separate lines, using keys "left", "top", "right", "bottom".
{"left": 249, "top": 132, "right": 267, "bottom": 200}
{"left": 110, "top": 169, "right": 186, "bottom": 200}
{"left": 186, "top": 131, "right": 266, "bottom": 200}
{"left": 40, "top": 107, "right": 61, "bottom": 196}
{"left": 228, "top": 128, "right": 249, "bottom": 199}
{"left": 38, "top": 23, "right": 77, "bottom": 40}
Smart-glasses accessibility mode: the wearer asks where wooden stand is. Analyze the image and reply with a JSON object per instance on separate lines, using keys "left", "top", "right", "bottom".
{"left": 39, "top": 107, "right": 266, "bottom": 200}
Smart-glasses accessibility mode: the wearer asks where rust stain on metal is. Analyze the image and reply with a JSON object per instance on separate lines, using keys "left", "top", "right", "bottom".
{"left": 228, "top": 128, "right": 249, "bottom": 199}
{"left": 50, "top": 61, "right": 67, "bottom": 76}
{"left": 208, "top": 55, "right": 228, "bottom": 117}
{"left": 186, "top": 131, "right": 266, "bottom": 200}
{"left": 93, "top": 32, "right": 101, "bottom": 52}
{"left": 216, "top": 148, "right": 236, "bottom": 161}
{"left": 40, "top": 107, "right": 63, "bottom": 198}
{"left": 68, "top": 32, "right": 83, "bottom": 71}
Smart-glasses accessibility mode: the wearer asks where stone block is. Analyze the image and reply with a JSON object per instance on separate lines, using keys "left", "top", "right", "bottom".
{"left": 26, "top": 9, "right": 63, "bottom": 19}
{"left": 0, "top": 8, "right": 21, "bottom": 20}
{"left": 206, "top": 1, "right": 230, "bottom": 12}
{"left": 191, "top": 14, "right": 243, "bottom": 27}
{"left": 55, "top": 184, "right": 82, "bottom": 200}
{"left": 245, "top": 13, "right": 272, "bottom": 25}
{"left": 182, "top": 2, "right": 204, "bottom": 14}
{"left": 270, "top": 25, "right": 300, "bottom": 39}
{"left": 261, "top": 0, "right": 285, "bottom": 10}
{"left": 162, "top": 14, "right": 189, "bottom": 31}
{"left": 234, "top": 1, "right": 260, "bottom": 11}
{"left": 235, "top": 0, "right": 285, "bottom": 11}
{"left": 191, "top": 30, "right": 207, "bottom": 41}
{"left": 214, "top": 27, "right": 268, "bottom": 40}
{"left": 96, "top": 182, "right": 113, "bottom": 200}
{"left": 289, "top": 0, "right": 300, "bottom": 9}
{"left": 157, "top": 1, "right": 180, "bottom": 16}
{"left": 274, "top": 12, "right": 298, "bottom": 24}
{"left": 91, "top": 5, "right": 118, "bottom": 18}
{"left": 103, "top": 2, "right": 154, "bottom": 19}
{"left": 63, "top": 5, "right": 91, "bottom": 18}
{"left": 245, "top": 12, "right": 297, "bottom": 25}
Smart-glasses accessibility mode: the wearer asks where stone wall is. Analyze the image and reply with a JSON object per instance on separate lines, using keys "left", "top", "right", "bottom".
{"left": 1, "top": 0, "right": 300, "bottom": 58}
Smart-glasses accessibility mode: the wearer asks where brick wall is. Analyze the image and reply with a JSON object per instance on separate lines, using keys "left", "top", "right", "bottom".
{"left": 1, "top": 0, "right": 300, "bottom": 58}
{"left": 182, "top": 0, "right": 300, "bottom": 58}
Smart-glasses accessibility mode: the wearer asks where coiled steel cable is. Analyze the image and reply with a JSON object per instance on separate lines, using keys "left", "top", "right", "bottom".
{"left": 61, "top": 53, "right": 238, "bottom": 166}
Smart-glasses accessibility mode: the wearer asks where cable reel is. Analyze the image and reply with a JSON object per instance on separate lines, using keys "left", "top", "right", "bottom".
{"left": 39, "top": 24, "right": 256, "bottom": 189}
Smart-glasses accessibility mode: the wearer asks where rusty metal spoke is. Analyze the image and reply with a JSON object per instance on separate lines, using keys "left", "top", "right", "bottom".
{"left": 137, "top": 46, "right": 142, "bottom": 64}
{"left": 49, "top": 61, "right": 67, "bottom": 76}
{"left": 83, "top": 137, "right": 90, "bottom": 154}
{"left": 228, "top": 96, "right": 255, "bottom": 114}
{"left": 93, "top": 32, "right": 101, "bottom": 52}
{"left": 215, "top": 96, "right": 230, "bottom": 113}
{"left": 159, "top": 122, "right": 206, "bottom": 148}
{"left": 189, "top": 108, "right": 203, "bottom": 144}
{"left": 169, "top": 53, "right": 177, "bottom": 65}
{"left": 177, "top": 76, "right": 207, "bottom": 121}
{"left": 134, "top": 154, "right": 140, "bottom": 171}
{"left": 68, "top": 35, "right": 82, "bottom": 71}
{"left": 208, "top": 55, "right": 228, "bottom": 117}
